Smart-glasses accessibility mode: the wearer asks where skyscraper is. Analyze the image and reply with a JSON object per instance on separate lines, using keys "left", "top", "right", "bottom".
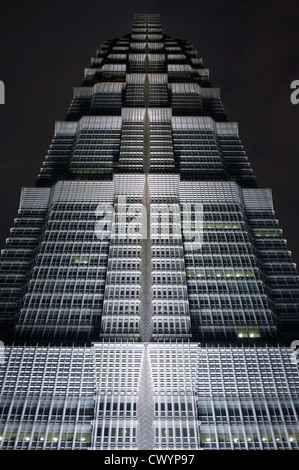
{"left": 0, "top": 12, "right": 298, "bottom": 450}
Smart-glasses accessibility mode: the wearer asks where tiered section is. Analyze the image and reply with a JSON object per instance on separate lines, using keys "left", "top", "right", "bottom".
{"left": 5, "top": 176, "right": 296, "bottom": 345}
{"left": 0, "top": 343, "right": 298, "bottom": 450}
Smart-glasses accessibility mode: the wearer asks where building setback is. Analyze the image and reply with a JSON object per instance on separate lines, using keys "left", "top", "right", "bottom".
{"left": 0, "top": 13, "right": 298, "bottom": 450}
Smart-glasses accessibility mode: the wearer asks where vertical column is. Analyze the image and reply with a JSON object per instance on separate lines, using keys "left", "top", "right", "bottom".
{"left": 136, "top": 344, "right": 155, "bottom": 449}
{"left": 148, "top": 175, "right": 192, "bottom": 340}
{"left": 138, "top": 176, "right": 154, "bottom": 342}
{"left": 100, "top": 175, "right": 145, "bottom": 340}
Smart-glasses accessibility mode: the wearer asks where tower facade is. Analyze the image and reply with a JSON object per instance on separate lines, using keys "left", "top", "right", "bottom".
{"left": 0, "top": 13, "right": 299, "bottom": 450}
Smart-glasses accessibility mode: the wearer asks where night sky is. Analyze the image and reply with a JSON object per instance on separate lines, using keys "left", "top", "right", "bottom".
{"left": 0, "top": 0, "right": 299, "bottom": 263}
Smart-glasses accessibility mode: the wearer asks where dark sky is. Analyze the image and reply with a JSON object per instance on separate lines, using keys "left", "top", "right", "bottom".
{"left": 0, "top": 0, "right": 299, "bottom": 263}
